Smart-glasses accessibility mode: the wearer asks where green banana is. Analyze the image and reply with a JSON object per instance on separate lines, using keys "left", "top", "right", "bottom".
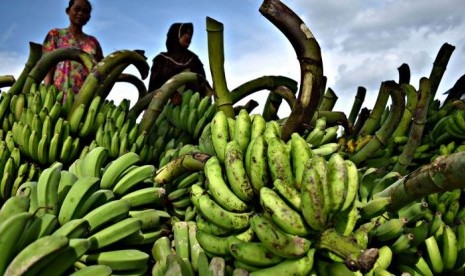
{"left": 4, "top": 235, "right": 68, "bottom": 276}
{"left": 441, "top": 224, "right": 458, "bottom": 271}
{"left": 267, "top": 137, "right": 295, "bottom": 189}
{"left": 211, "top": 110, "right": 229, "bottom": 163}
{"left": 80, "top": 146, "right": 109, "bottom": 178}
{"left": 80, "top": 249, "right": 149, "bottom": 272}
{"left": 373, "top": 217, "right": 408, "bottom": 242}
{"left": 233, "top": 109, "right": 252, "bottom": 153}
{"left": 301, "top": 159, "right": 327, "bottom": 232}
{"left": 230, "top": 241, "right": 283, "bottom": 267}
{"left": 224, "top": 140, "right": 254, "bottom": 202}
{"left": 260, "top": 187, "right": 310, "bottom": 236}
{"left": 250, "top": 214, "right": 311, "bottom": 259}
{"left": 424, "top": 235, "right": 444, "bottom": 274}
{"left": 197, "top": 194, "right": 250, "bottom": 231}
{"left": 120, "top": 186, "right": 166, "bottom": 208}
{"left": 52, "top": 218, "right": 90, "bottom": 238}
{"left": 112, "top": 164, "right": 155, "bottom": 196}
{"left": 249, "top": 248, "right": 316, "bottom": 276}
{"left": 205, "top": 156, "right": 248, "bottom": 212}
{"left": 58, "top": 176, "right": 100, "bottom": 224}
{"left": 87, "top": 217, "right": 142, "bottom": 250}
{"left": 36, "top": 163, "right": 63, "bottom": 215}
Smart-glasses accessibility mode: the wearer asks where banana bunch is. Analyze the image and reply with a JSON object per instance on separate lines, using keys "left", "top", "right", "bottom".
{"left": 0, "top": 141, "right": 39, "bottom": 201}
{"left": 304, "top": 116, "right": 340, "bottom": 148}
{"left": 163, "top": 90, "right": 216, "bottom": 140}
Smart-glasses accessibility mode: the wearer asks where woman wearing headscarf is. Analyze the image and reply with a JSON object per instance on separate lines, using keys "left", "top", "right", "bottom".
{"left": 148, "top": 23, "right": 206, "bottom": 97}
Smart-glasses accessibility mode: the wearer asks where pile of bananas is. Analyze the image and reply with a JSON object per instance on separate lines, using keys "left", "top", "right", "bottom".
{"left": 0, "top": 148, "right": 170, "bottom": 275}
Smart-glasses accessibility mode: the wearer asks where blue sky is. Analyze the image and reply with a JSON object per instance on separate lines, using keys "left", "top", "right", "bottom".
{"left": 1, "top": 0, "right": 465, "bottom": 116}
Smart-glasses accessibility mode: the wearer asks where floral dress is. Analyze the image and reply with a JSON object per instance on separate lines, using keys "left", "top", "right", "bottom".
{"left": 43, "top": 28, "right": 103, "bottom": 94}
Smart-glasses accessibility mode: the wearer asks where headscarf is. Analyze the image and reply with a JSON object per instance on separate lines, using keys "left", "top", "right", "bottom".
{"left": 166, "top": 23, "right": 194, "bottom": 53}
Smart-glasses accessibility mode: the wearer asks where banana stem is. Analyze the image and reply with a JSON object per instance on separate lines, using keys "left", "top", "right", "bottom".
{"left": 115, "top": 73, "right": 148, "bottom": 102}
{"left": 93, "top": 63, "right": 127, "bottom": 99}
{"left": 318, "top": 228, "right": 379, "bottom": 273}
{"left": 397, "top": 63, "right": 411, "bottom": 85}
{"left": 8, "top": 42, "right": 43, "bottom": 95}
{"left": 352, "top": 107, "right": 370, "bottom": 137}
{"left": 444, "top": 74, "right": 465, "bottom": 103}
{"left": 391, "top": 84, "right": 418, "bottom": 138}
{"left": 428, "top": 43, "right": 455, "bottom": 104}
{"left": 318, "top": 87, "right": 338, "bottom": 111}
{"left": 357, "top": 81, "right": 391, "bottom": 137}
{"left": 312, "top": 111, "right": 350, "bottom": 132}
{"left": 154, "top": 153, "right": 210, "bottom": 185}
{"left": 233, "top": 99, "right": 259, "bottom": 115}
{"left": 393, "top": 78, "right": 431, "bottom": 174}
{"left": 377, "top": 151, "right": 465, "bottom": 211}
{"left": 350, "top": 82, "right": 405, "bottom": 165}
{"left": 137, "top": 72, "right": 212, "bottom": 133}
{"left": 0, "top": 75, "right": 15, "bottom": 89}
{"left": 22, "top": 47, "right": 93, "bottom": 95}
{"left": 260, "top": 0, "right": 324, "bottom": 141}
{"left": 68, "top": 50, "right": 149, "bottom": 120}
{"left": 263, "top": 91, "right": 283, "bottom": 121}
{"left": 206, "top": 17, "right": 234, "bottom": 118}
{"left": 229, "top": 75, "right": 297, "bottom": 104}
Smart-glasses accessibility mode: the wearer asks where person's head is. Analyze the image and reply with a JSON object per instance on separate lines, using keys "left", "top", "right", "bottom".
{"left": 166, "top": 23, "right": 194, "bottom": 52}
{"left": 66, "top": 0, "right": 92, "bottom": 27}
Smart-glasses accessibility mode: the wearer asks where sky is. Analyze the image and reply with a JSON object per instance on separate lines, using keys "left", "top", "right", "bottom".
{"left": 1, "top": 0, "right": 465, "bottom": 117}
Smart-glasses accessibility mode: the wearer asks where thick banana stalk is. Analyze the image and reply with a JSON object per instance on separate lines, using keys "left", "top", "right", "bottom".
{"left": 428, "top": 43, "right": 455, "bottom": 104}
{"left": 348, "top": 86, "right": 366, "bottom": 125}
{"left": 22, "top": 48, "right": 94, "bottom": 94}
{"left": 318, "top": 228, "right": 379, "bottom": 273}
{"left": 260, "top": 0, "right": 324, "bottom": 141}
{"left": 377, "top": 151, "right": 465, "bottom": 211}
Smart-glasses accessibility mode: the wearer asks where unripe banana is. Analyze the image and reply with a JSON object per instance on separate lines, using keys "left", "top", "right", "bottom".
{"left": 224, "top": 140, "right": 254, "bottom": 202}
{"left": 211, "top": 110, "right": 230, "bottom": 163}
{"left": 267, "top": 137, "right": 295, "bottom": 189}
{"left": 233, "top": 109, "right": 252, "bottom": 153}
{"left": 197, "top": 194, "right": 250, "bottom": 231}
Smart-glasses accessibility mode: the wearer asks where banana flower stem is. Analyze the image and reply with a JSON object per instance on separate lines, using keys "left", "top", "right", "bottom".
{"left": 154, "top": 153, "right": 210, "bottom": 185}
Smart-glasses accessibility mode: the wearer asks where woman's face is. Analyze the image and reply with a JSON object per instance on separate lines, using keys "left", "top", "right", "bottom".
{"left": 179, "top": 32, "right": 192, "bottom": 48}
{"left": 67, "top": 0, "right": 91, "bottom": 27}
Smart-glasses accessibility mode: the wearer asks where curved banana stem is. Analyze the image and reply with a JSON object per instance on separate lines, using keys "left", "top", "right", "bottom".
{"left": 318, "top": 87, "right": 338, "bottom": 111}
{"left": 397, "top": 63, "right": 410, "bottom": 85}
{"left": 229, "top": 75, "right": 297, "bottom": 104}
{"left": 352, "top": 107, "right": 370, "bottom": 137}
{"left": 154, "top": 153, "right": 210, "bottom": 185}
{"left": 116, "top": 73, "right": 148, "bottom": 102}
{"left": 260, "top": 0, "right": 324, "bottom": 141}
{"left": 357, "top": 81, "right": 391, "bottom": 137}
{"left": 233, "top": 99, "right": 259, "bottom": 115}
{"left": 350, "top": 81, "right": 405, "bottom": 165}
{"left": 318, "top": 228, "right": 379, "bottom": 273}
{"left": 136, "top": 72, "right": 213, "bottom": 133}
{"left": 0, "top": 75, "right": 15, "bottom": 89}
{"left": 377, "top": 151, "right": 465, "bottom": 211}
{"left": 393, "top": 78, "right": 431, "bottom": 174}
{"left": 348, "top": 86, "right": 366, "bottom": 126}
{"left": 22, "top": 47, "right": 93, "bottom": 94}
{"left": 428, "top": 43, "right": 455, "bottom": 104}
{"left": 206, "top": 17, "right": 234, "bottom": 118}
{"left": 8, "top": 42, "right": 43, "bottom": 95}
{"left": 68, "top": 50, "right": 149, "bottom": 120}
{"left": 391, "top": 83, "right": 418, "bottom": 138}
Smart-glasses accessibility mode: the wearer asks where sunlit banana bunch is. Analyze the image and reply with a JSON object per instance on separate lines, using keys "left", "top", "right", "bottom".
{"left": 0, "top": 140, "right": 40, "bottom": 201}
{"left": 179, "top": 109, "right": 370, "bottom": 273}
{"left": 163, "top": 90, "right": 216, "bottom": 141}
{"left": 0, "top": 147, "right": 168, "bottom": 275}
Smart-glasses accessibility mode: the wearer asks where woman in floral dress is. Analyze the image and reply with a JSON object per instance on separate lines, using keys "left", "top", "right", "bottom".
{"left": 43, "top": 0, "right": 103, "bottom": 95}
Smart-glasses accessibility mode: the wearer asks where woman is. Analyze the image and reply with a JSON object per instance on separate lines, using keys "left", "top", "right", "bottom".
{"left": 43, "top": 0, "right": 103, "bottom": 95}
{"left": 148, "top": 22, "right": 206, "bottom": 100}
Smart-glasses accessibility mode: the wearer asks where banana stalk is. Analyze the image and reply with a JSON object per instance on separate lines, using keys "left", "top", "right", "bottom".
{"left": 352, "top": 107, "right": 370, "bottom": 137}
{"left": 350, "top": 82, "right": 405, "bottom": 165}
{"left": 233, "top": 99, "right": 259, "bottom": 114}
{"left": 136, "top": 72, "right": 211, "bottom": 132}
{"left": 393, "top": 78, "right": 431, "bottom": 174}
{"left": 397, "top": 63, "right": 410, "bottom": 85}
{"left": 68, "top": 50, "right": 149, "bottom": 120}
{"left": 8, "top": 42, "right": 43, "bottom": 95}
{"left": 311, "top": 111, "right": 350, "bottom": 133}
{"left": 262, "top": 88, "right": 285, "bottom": 121}
{"left": 22, "top": 47, "right": 94, "bottom": 94}
{"left": 154, "top": 152, "right": 209, "bottom": 185}
{"left": 377, "top": 151, "right": 465, "bottom": 211}
{"left": 206, "top": 17, "right": 234, "bottom": 118}
{"left": 357, "top": 81, "right": 392, "bottom": 137}
{"left": 391, "top": 83, "right": 418, "bottom": 138}
{"left": 318, "top": 87, "right": 338, "bottom": 111}
{"left": 115, "top": 73, "right": 148, "bottom": 102}
{"left": 229, "top": 75, "right": 297, "bottom": 104}
{"left": 260, "top": 0, "right": 324, "bottom": 141}
{"left": 318, "top": 228, "right": 379, "bottom": 273}
{"left": 428, "top": 42, "right": 455, "bottom": 104}
{"left": 444, "top": 74, "right": 465, "bottom": 103}
{"left": 348, "top": 86, "right": 366, "bottom": 125}
{"left": 0, "top": 75, "right": 15, "bottom": 89}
